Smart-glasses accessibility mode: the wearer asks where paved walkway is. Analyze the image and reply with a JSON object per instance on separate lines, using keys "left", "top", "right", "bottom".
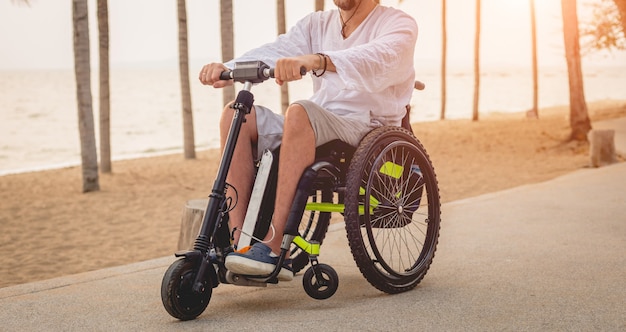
{"left": 1, "top": 119, "right": 625, "bottom": 331}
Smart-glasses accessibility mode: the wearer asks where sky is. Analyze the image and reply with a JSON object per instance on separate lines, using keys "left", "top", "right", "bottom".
{"left": 1, "top": 0, "right": 625, "bottom": 71}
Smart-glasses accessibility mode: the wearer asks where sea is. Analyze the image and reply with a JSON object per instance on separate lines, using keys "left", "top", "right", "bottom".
{"left": 1, "top": 64, "right": 625, "bottom": 176}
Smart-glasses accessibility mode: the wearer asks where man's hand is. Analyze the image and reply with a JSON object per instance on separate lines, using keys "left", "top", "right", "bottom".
{"left": 199, "top": 63, "right": 233, "bottom": 88}
{"left": 274, "top": 55, "right": 318, "bottom": 85}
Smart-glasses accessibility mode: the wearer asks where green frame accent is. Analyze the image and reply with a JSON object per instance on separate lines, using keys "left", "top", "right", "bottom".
{"left": 292, "top": 236, "right": 320, "bottom": 255}
{"left": 303, "top": 161, "right": 405, "bottom": 216}
{"left": 292, "top": 162, "right": 414, "bottom": 264}
{"left": 305, "top": 202, "right": 345, "bottom": 213}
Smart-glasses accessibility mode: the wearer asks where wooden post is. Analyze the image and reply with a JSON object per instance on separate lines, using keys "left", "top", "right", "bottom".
{"left": 589, "top": 129, "right": 616, "bottom": 168}
{"left": 178, "top": 199, "right": 208, "bottom": 250}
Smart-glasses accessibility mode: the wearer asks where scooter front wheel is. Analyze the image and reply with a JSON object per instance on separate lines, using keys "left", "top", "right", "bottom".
{"left": 161, "top": 258, "right": 212, "bottom": 320}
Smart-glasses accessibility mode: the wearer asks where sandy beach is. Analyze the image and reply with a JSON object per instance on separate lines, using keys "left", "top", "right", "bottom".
{"left": 1, "top": 99, "right": 625, "bottom": 289}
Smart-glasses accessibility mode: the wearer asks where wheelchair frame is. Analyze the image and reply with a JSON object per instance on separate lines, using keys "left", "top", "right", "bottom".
{"left": 161, "top": 61, "right": 441, "bottom": 320}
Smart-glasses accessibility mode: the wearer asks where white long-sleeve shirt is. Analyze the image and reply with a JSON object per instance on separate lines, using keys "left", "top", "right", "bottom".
{"left": 226, "top": 5, "right": 418, "bottom": 126}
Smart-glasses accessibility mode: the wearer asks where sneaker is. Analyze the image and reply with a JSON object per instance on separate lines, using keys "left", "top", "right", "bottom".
{"left": 225, "top": 242, "right": 293, "bottom": 281}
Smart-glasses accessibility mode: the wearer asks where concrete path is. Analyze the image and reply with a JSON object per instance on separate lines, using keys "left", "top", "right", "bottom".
{"left": 1, "top": 120, "right": 625, "bottom": 331}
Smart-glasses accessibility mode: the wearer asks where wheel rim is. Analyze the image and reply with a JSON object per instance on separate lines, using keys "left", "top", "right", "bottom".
{"left": 174, "top": 268, "right": 209, "bottom": 314}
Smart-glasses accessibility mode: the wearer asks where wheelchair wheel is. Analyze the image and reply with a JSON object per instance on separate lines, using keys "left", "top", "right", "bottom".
{"left": 344, "top": 126, "right": 441, "bottom": 294}
{"left": 290, "top": 188, "right": 332, "bottom": 273}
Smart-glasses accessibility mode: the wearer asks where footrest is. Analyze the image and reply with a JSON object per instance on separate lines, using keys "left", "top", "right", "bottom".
{"left": 224, "top": 271, "right": 268, "bottom": 287}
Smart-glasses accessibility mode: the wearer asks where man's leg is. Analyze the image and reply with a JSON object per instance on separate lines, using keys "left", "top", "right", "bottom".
{"left": 219, "top": 103, "right": 258, "bottom": 246}
{"left": 263, "top": 103, "right": 316, "bottom": 254}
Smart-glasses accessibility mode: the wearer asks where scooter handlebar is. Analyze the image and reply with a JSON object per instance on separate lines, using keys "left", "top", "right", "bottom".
{"left": 219, "top": 61, "right": 306, "bottom": 83}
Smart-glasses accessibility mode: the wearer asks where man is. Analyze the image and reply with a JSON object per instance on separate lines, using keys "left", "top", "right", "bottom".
{"left": 199, "top": 0, "right": 417, "bottom": 281}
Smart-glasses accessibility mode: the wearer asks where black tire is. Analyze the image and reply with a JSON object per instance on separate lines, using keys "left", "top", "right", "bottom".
{"left": 302, "top": 263, "right": 339, "bottom": 300}
{"left": 161, "top": 258, "right": 212, "bottom": 320}
{"left": 290, "top": 188, "right": 332, "bottom": 273}
{"left": 344, "top": 126, "right": 441, "bottom": 294}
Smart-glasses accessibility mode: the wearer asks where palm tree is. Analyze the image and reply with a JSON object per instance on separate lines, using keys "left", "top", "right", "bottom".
{"left": 440, "top": 0, "right": 447, "bottom": 120}
{"left": 584, "top": 0, "right": 626, "bottom": 51}
{"left": 560, "top": 0, "right": 591, "bottom": 141}
{"left": 73, "top": 0, "right": 100, "bottom": 192}
{"left": 277, "top": 0, "right": 289, "bottom": 114}
{"left": 472, "top": 0, "right": 481, "bottom": 121}
{"left": 177, "top": 0, "right": 196, "bottom": 159}
{"left": 97, "top": 0, "right": 112, "bottom": 172}
{"left": 527, "top": 0, "right": 539, "bottom": 119}
{"left": 220, "top": 0, "right": 236, "bottom": 105}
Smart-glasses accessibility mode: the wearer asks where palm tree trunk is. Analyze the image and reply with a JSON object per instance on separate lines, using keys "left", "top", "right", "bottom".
{"left": 178, "top": 0, "right": 196, "bottom": 159}
{"left": 472, "top": 0, "right": 481, "bottom": 121}
{"left": 528, "top": 0, "right": 539, "bottom": 119}
{"left": 220, "top": 0, "right": 236, "bottom": 105}
{"left": 561, "top": 0, "right": 592, "bottom": 141}
{"left": 73, "top": 0, "right": 99, "bottom": 192}
{"left": 97, "top": 0, "right": 112, "bottom": 172}
{"left": 277, "top": 0, "right": 289, "bottom": 114}
{"left": 440, "top": 0, "right": 447, "bottom": 120}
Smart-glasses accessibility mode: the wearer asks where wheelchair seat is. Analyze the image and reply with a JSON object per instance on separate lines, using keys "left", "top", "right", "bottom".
{"left": 313, "top": 104, "right": 413, "bottom": 175}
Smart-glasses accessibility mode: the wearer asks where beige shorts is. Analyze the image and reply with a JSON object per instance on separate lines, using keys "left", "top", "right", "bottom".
{"left": 254, "top": 100, "right": 375, "bottom": 162}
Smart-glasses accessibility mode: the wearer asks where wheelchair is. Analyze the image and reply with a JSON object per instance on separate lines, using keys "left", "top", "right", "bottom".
{"left": 161, "top": 61, "right": 441, "bottom": 320}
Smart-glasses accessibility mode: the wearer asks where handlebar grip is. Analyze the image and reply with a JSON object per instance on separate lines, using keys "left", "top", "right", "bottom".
{"left": 220, "top": 65, "right": 307, "bottom": 82}
{"left": 219, "top": 71, "right": 233, "bottom": 81}
{"left": 267, "top": 66, "right": 307, "bottom": 78}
